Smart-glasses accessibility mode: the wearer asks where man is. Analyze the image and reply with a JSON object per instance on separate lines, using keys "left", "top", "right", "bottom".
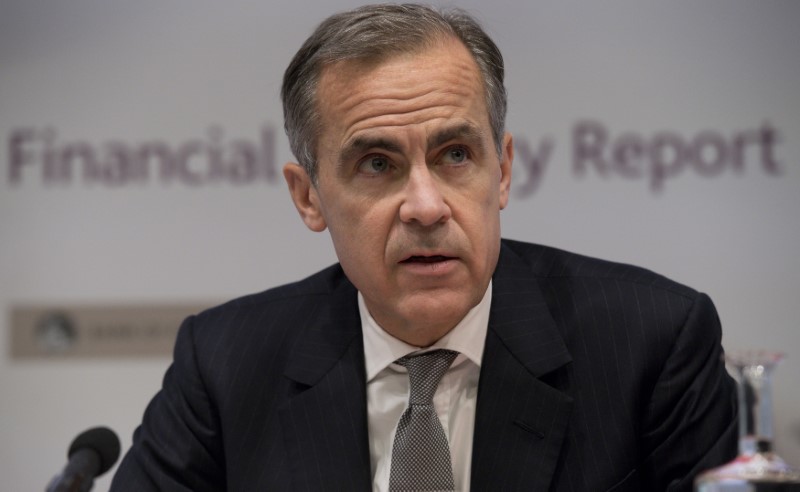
{"left": 111, "top": 4, "right": 737, "bottom": 491}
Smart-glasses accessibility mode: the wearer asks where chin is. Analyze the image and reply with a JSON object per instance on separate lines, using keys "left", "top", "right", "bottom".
{"left": 400, "top": 291, "right": 477, "bottom": 329}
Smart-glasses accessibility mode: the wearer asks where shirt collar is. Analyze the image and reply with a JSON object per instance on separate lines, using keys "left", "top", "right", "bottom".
{"left": 360, "top": 281, "right": 492, "bottom": 382}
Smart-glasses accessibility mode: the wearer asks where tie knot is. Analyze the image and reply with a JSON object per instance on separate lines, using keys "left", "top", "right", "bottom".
{"left": 395, "top": 349, "right": 458, "bottom": 405}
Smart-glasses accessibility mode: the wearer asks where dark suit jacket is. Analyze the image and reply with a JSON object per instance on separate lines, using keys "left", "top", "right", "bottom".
{"left": 111, "top": 239, "right": 737, "bottom": 491}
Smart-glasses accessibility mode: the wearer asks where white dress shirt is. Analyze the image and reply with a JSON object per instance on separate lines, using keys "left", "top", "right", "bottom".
{"left": 359, "top": 282, "right": 491, "bottom": 492}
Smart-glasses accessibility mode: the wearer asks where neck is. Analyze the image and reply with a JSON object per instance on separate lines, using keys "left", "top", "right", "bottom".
{"left": 383, "top": 323, "right": 456, "bottom": 348}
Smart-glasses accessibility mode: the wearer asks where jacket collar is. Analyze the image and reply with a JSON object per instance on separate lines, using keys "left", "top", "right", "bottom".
{"left": 488, "top": 241, "right": 572, "bottom": 377}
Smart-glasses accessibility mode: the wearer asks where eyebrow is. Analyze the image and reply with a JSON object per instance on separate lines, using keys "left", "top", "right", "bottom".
{"left": 427, "top": 122, "right": 487, "bottom": 152}
{"left": 337, "top": 121, "right": 488, "bottom": 169}
{"left": 339, "top": 136, "right": 403, "bottom": 168}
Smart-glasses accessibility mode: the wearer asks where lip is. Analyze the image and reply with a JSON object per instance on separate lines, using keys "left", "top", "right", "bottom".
{"left": 398, "top": 249, "right": 458, "bottom": 262}
{"left": 397, "top": 253, "right": 459, "bottom": 276}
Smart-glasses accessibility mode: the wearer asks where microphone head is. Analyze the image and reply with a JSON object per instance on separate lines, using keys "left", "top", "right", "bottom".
{"left": 68, "top": 427, "right": 121, "bottom": 476}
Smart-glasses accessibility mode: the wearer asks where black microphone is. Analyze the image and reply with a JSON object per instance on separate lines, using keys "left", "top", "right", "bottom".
{"left": 46, "top": 426, "right": 121, "bottom": 492}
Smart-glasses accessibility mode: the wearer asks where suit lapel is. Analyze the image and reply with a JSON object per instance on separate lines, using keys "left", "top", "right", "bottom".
{"left": 471, "top": 244, "right": 574, "bottom": 491}
{"left": 280, "top": 277, "right": 372, "bottom": 491}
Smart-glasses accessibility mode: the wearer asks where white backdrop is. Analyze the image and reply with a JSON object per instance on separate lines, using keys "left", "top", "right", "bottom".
{"left": 1, "top": 1, "right": 799, "bottom": 490}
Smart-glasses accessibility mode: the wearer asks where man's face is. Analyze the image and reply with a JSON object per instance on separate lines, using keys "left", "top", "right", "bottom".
{"left": 284, "top": 37, "right": 513, "bottom": 346}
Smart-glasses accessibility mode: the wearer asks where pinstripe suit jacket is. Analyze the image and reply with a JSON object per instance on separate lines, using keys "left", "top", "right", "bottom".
{"left": 111, "top": 239, "right": 737, "bottom": 491}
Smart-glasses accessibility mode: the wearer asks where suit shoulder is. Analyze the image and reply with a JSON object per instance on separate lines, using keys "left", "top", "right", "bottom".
{"left": 500, "top": 238, "right": 698, "bottom": 300}
{"left": 188, "top": 263, "right": 348, "bottom": 330}
{"left": 168, "top": 263, "right": 352, "bottom": 390}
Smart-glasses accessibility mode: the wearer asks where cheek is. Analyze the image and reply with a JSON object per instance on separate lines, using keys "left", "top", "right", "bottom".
{"left": 451, "top": 182, "right": 502, "bottom": 259}
{"left": 451, "top": 180, "right": 499, "bottom": 224}
{"left": 326, "top": 203, "right": 393, "bottom": 263}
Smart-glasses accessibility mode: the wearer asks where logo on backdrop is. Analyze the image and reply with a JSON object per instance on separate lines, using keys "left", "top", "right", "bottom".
{"left": 35, "top": 311, "right": 77, "bottom": 353}
{"left": 11, "top": 304, "right": 213, "bottom": 359}
{"left": 4, "top": 120, "right": 785, "bottom": 197}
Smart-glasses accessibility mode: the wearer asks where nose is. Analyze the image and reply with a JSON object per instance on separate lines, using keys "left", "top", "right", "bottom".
{"left": 398, "top": 165, "right": 452, "bottom": 226}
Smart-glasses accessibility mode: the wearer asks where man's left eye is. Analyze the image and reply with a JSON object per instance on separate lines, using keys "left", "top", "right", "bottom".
{"left": 357, "top": 155, "right": 391, "bottom": 175}
{"left": 442, "top": 146, "right": 469, "bottom": 165}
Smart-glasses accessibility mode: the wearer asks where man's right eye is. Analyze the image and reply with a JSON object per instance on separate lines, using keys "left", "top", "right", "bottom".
{"left": 357, "top": 155, "right": 391, "bottom": 175}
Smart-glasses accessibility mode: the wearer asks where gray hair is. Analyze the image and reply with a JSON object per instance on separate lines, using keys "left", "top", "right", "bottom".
{"left": 281, "top": 3, "right": 507, "bottom": 183}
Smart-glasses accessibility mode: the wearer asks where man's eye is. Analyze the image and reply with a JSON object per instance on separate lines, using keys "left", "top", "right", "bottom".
{"left": 357, "top": 155, "right": 391, "bottom": 175}
{"left": 442, "top": 146, "right": 469, "bottom": 165}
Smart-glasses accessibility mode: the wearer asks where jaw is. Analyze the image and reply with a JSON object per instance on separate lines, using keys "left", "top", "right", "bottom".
{"left": 362, "top": 279, "right": 486, "bottom": 347}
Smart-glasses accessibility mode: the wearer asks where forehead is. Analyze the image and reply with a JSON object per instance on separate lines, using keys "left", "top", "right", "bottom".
{"left": 314, "top": 37, "right": 490, "bottom": 153}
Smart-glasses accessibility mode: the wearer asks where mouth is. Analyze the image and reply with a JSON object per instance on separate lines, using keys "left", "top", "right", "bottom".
{"left": 400, "top": 255, "right": 454, "bottom": 264}
{"left": 397, "top": 252, "right": 459, "bottom": 276}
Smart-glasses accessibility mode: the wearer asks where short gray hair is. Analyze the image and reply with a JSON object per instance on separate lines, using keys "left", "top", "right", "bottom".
{"left": 281, "top": 3, "right": 507, "bottom": 183}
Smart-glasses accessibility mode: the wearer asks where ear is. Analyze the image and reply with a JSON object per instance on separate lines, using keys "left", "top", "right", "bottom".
{"left": 499, "top": 132, "right": 513, "bottom": 210}
{"left": 283, "top": 162, "right": 327, "bottom": 232}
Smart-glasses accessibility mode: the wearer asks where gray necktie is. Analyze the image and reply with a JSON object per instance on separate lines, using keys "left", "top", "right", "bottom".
{"left": 389, "top": 349, "right": 459, "bottom": 492}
